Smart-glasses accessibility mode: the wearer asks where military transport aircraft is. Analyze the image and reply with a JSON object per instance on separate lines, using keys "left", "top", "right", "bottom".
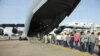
{"left": 0, "top": 24, "right": 24, "bottom": 36}
{"left": 19, "top": 0, "right": 81, "bottom": 40}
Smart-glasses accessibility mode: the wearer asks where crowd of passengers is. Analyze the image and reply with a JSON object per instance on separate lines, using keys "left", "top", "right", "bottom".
{"left": 43, "top": 31, "right": 100, "bottom": 55}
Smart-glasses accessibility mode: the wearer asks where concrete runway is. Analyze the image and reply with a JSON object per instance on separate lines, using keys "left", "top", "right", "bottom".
{"left": 0, "top": 38, "right": 98, "bottom": 56}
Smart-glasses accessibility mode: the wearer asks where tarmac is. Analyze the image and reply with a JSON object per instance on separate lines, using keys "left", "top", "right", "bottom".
{"left": 0, "top": 37, "right": 99, "bottom": 56}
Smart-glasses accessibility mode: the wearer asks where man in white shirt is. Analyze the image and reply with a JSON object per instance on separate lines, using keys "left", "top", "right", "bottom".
{"left": 62, "top": 33, "right": 67, "bottom": 47}
{"left": 56, "top": 34, "right": 62, "bottom": 45}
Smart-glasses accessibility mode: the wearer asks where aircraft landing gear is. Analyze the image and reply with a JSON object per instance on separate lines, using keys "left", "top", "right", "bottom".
{"left": 19, "top": 37, "right": 27, "bottom": 40}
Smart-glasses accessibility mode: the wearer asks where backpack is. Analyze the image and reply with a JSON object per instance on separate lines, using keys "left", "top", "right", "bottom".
{"left": 80, "top": 35, "right": 86, "bottom": 44}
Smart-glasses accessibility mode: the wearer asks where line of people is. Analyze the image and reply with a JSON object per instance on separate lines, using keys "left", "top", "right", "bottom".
{"left": 43, "top": 31, "right": 100, "bottom": 55}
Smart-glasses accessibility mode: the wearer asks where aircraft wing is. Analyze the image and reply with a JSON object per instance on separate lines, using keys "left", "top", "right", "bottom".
{"left": 23, "top": 0, "right": 81, "bottom": 37}
{"left": 0, "top": 24, "right": 24, "bottom": 27}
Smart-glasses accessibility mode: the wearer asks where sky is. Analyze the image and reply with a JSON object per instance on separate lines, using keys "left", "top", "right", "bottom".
{"left": 61, "top": 0, "right": 100, "bottom": 25}
{"left": 0, "top": 0, "right": 30, "bottom": 24}
{"left": 0, "top": 0, "right": 100, "bottom": 24}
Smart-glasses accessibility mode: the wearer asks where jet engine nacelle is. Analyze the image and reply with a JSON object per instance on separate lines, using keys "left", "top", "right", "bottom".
{"left": 0, "top": 28, "right": 4, "bottom": 35}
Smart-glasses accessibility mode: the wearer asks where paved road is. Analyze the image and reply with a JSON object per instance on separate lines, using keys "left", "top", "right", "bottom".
{"left": 0, "top": 38, "right": 97, "bottom": 56}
